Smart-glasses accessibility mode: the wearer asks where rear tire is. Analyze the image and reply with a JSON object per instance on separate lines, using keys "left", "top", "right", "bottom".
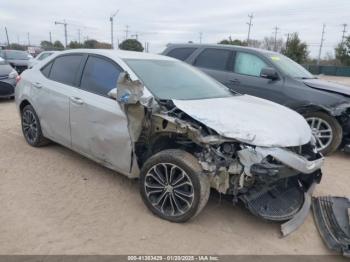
{"left": 140, "top": 149, "right": 210, "bottom": 222}
{"left": 21, "top": 104, "right": 50, "bottom": 147}
{"left": 304, "top": 111, "right": 342, "bottom": 155}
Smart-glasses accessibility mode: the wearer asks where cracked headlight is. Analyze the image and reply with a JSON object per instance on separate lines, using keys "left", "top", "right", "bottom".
{"left": 8, "top": 69, "right": 18, "bottom": 79}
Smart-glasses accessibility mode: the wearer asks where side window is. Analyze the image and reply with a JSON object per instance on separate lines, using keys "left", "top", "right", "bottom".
{"left": 80, "top": 56, "right": 121, "bottom": 97}
{"left": 41, "top": 62, "right": 53, "bottom": 77}
{"left": 194, "top": 49, "right": 231, "bottom": 71}
{"left": 234, "top": 52, "right": 267, "bottom": 77}
{"left": 166, "top": 48, "right": 197, "bottom": 61}
{"left": 49, "top": 55, "right": 83, "bottom": 86}
{"left": 38, "top": 53, "right": 51, "bottom": 61}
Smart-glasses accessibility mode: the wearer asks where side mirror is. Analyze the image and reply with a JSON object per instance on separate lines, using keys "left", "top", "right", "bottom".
{"left": 260, "top": 67, "right": 279, "bottom": 80}
{"left": 113, "top": 72, "right": 144, "bottom": 104}
{"left": 107, "top": 88, "right": 117, "bottom": 100}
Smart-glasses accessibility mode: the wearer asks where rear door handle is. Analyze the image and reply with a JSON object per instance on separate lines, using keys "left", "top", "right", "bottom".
{"left": 70, "top": 97, "right": 84, "bottom": 105}
{"left": 33, "top": 82, "right": 42, "bottom": 89}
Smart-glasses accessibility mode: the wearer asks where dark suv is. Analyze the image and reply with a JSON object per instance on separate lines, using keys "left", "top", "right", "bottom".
{"left": 162, "top": 44, "right": 350, "bottom": 155}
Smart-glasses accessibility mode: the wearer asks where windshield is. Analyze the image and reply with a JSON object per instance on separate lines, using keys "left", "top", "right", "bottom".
{"left": 3, "top": 50, "right": 30, "bottom": 60}
{"left": 266, "top": 53, "right": 315, "bottom": 79}
{"left": 124, "top": 59, "right": 233, "bottom": 100}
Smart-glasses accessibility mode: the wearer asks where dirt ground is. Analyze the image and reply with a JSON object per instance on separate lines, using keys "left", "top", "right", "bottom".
{"left": 0, "top": 76, "right": 350, "bottom": 255}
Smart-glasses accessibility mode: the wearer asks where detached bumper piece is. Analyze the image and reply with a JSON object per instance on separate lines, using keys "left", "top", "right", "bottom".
{"left": 312, "top": 196, "right": 350, "bottom": 257}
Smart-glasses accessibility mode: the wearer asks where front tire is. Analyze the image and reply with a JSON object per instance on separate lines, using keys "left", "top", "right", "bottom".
{"left": 304, "top": 111, "right": 342, "bottom": 155}
{"left": 140, "top": 149, "right": 210, "bottom": 222}
{"left": 21, "top": 104, "right": 50, "bottom": 147}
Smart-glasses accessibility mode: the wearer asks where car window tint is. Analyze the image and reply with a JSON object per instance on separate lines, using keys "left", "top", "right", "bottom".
{"left": 194, "top": 49, "right": 231, "bottom": 71}
{"left": 80, "top": 56, "right": 121, "bottom": 97}
{"left": 49, "top": 55, "right": 83, "bottom": 85}
{"left": 234, "top": 52, "right": 267, "bottom": 77}
{"left": 166, "top": 48, "right": 197, "bottom": 61}
{"left": 41, "top": 62, "right": 53, "bottom": 78}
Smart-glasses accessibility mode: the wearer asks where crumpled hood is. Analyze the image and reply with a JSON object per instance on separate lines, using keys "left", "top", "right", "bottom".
{"left": 173, "top": 95, "right": 312, "bottom": 147}
{"left": 303, "top": 78, "right": 350, "bottom": 97}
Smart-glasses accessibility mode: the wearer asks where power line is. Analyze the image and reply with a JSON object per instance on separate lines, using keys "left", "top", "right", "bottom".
{"left": 246, "top": 13, "right": 253, "bottom": 46}
{"left": 317, "top": 24, "right": 326, "bottom": 65}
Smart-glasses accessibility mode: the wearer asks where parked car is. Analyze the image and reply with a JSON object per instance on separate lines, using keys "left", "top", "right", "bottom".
{"left": 0, "top": 49, "right": 32, "bottom": 74}
{"left": 16, "top": 49, "right": 324, "bottom": 236}
{"left": 162, "top": 44, "right": 350, "bottom": 155}
{"left": 0, "top": 57, "right": 17, "bottom": 99}
{"left": 28, "top": 51, "right": 58, "bottom": 68}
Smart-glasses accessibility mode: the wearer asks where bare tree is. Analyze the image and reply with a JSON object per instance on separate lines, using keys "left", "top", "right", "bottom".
{"left": 261, "top": 36, "right": 284, "bottom": 52}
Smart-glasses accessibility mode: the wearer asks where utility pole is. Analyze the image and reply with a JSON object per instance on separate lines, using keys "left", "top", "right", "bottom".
{"left": 246, "top": 14, "right": 253, "bottom": 46}
{"left": 5, "top": 27, "right": 10, "bottom": 46}
{"left": 273, "top": 26, "right": 279, "bottom": 51}
{"left": 317, "top": 24, "right": 326, "bottom": 66}
{"left": 125, "top": 25, "right": 129, "bottom": 40}
{"left": 54, "top": 20, "right": 68, "bottom": 48}
{"left": 341, "top": 23, "right": 347, "bottom": 45}
{"left": 199, "top": 32, "right": 203, "bottom": 44}
{"left": 49, "top": 32, "right": 52, "bottom": 44}
{"left": 285, "top": 33, "right": 290, "bottom": 50}
{"left": 27, "top": 32, "right": 30, "bottom": 46}
{"left": 131, "top": 33, "right": 139, "bottom": 40}
{"left": 110, "top": 10, "right": 119, "bottom": 49}
{"left": 78, "top": 29, "right": 81, "bottom": 44}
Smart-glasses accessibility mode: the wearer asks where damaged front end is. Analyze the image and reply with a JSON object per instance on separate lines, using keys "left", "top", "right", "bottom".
{"left": 196, "top": 142, "right": 323, "bottom": 236}
{"left": 131, "top": 98, "right": 324, "bottom": 236}
{"left": 115, "top": 72, "right": 324, "bottom": 237}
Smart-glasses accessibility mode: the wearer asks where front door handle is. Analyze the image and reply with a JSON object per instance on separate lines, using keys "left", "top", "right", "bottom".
{"left": 229, "top": 79, "right": 240, "bottom": 85}
{"left": 33, "top": 82, "right": 42, "bottom": 89}
{"left": 70, "top": 97, "right": 84, "bottom": 105}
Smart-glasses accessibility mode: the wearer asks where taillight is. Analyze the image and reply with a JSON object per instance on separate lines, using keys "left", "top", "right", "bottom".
{"left": 16, "top": 75, "right": 21, "bottom": 85}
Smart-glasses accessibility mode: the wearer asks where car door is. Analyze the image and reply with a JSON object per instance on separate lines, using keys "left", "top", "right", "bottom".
{"left": 69, "top": 54, "right": 133, "bottom": 175}
{"left": 31, "top": 54, "right": 83, "bottom": 147}
{"left": 192, "top": 48, "right": 232, "bottom": 85}
{"left": 226, "top": 51, "right": 286, "bottom": 103}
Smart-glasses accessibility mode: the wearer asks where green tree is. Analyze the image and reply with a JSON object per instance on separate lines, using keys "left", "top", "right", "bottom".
{"left": 83, "top": 39, "right": 99, "bottom": 48}
{"left": 53, "top": 40, "right": 64, "bottom": 50}
{"left": 119, "top": 39, "right": 144, "bottom": 52}
{"left": 68, "top": 41, "right": 84, "bottom": 49}
{"left": 282, "top": 33, "right": 308, "bottom": 64}
{"left": 218, "top": 37, "right": 246, "bottom": 46}
{"left": 335, "top": 36, "right": 350, "bottom": 66}
{"left": 40, "top": 40, "right": 54, "bottom": 50}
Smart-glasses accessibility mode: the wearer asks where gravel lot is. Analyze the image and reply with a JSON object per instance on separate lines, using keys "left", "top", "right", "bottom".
{"left": 0, "top": 76, "right": 349, "bottom": 255}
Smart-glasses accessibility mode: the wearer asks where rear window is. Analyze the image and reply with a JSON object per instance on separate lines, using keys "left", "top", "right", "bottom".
{"left": 49, "top": 55, "right": 83, "bottom": 86}
{"left": 194, "top": 49, "right": 231, "bottom": 71}
{"left": 41, "top": 62, "right": 53, "bottom": 77}
{"left": 166, "top": 47, "right": 197, "bottom": 61}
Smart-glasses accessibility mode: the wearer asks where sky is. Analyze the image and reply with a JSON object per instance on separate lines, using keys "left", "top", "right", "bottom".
{"left": 0, "top": 0, "right": 349, "bottom": 58}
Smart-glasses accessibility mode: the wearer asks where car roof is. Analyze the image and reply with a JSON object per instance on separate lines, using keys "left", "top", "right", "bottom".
{"left": 59, "top": 49, "right": 175, "bottom": 61}
{"left": 165, "top": 43, "right": 279, "bottom": 56}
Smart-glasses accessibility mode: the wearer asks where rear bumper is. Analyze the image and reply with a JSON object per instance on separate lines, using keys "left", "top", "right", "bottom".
{"left": 0, "top": 78, "right": 15, "bottom": 98}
